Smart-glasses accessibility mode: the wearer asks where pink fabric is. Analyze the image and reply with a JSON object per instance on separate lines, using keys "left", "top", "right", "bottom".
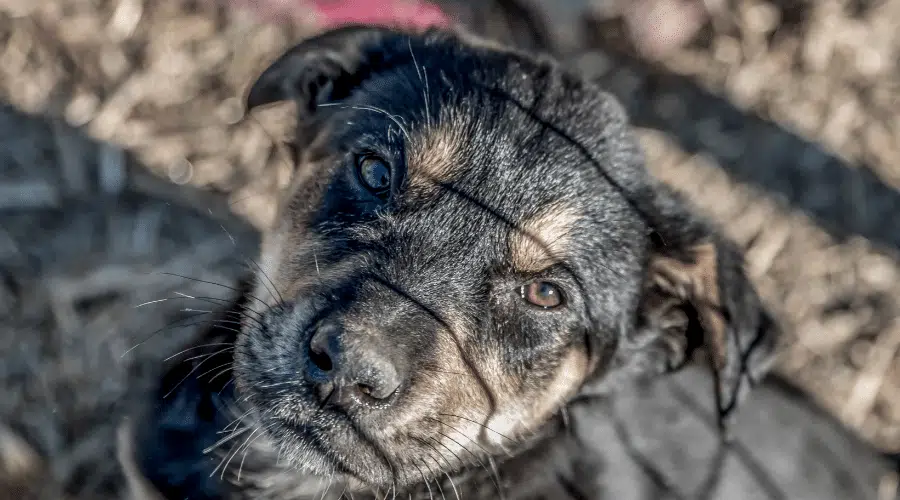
{"left": 311, "top": 0, "right": 450, "bottom": 28}
{"left": 229, "top": 0, "right": 451, "bottom": 29}
{"left": 623, "top": 0, "right": 707, "bottom": 58}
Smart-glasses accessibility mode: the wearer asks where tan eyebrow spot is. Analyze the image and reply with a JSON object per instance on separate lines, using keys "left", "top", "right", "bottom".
{"left": 508, "top": 204, "right": 580, "bottom": 272}
{"left": 406, "top": 110, "right": 471, "bottom": 189}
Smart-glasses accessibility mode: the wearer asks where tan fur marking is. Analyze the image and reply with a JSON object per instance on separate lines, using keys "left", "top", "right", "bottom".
{"left": 508, "top": 204, "right": 580, "bottom": 273}
{"left": 406, "top": 116, "right": 469, "bottom": 189}
{"left": 250, "top": 156, "right": 335, "bottom": 312}
{"left": 250, "top": 225, "right": 307, "bottom": 313}
{"left": 483, "top": 347, "right": 589, "bottom": 447}
{"left": 650, "top": 242, "right": 726, "bottom": 369}
{"left": 531, "top": 347, "right": 590, "bottom": 418}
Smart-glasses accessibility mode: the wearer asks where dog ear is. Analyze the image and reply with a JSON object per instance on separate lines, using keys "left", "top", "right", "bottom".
{"left": 629, "top": 186, "right": 780, "bottom": 430}
{"left": 245, "top": 25, "right": 408, "bottom": 114}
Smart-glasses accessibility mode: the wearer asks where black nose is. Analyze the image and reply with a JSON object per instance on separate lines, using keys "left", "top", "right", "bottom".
{"left": 306, "top": 323, "right": 403, "bottom": 407}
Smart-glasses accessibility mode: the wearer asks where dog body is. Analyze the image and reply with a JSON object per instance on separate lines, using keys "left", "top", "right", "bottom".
{"left": 129, "top": 26, "right": 892, "bottom": 499}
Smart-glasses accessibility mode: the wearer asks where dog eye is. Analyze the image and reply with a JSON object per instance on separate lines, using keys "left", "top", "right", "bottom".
{"left": 356, "top": 155, "right": 392, "bottom": 195}
{"left": 520, "top": 281, "right": 565, "bottom": 309}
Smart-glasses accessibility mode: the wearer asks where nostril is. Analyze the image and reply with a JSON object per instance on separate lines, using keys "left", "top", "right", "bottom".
{"left": 307, "top": 322, "right": 404, "bottom": 405}
{"left": 308, "top": 324, "right": 338, "bottom": 374}
{"left": 356, "top": 382, "right": 396, "bottom": 400}
{"left": 355, "top": 363, "right": 401, "bottom": 401}
{"left": 309, "top": 344, "right": 333, "bottom": 372}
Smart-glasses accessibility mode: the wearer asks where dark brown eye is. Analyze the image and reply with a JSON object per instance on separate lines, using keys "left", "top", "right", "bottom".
{"left": 521, "top": 281, "right": 565, "bottom": 309}
{"left": 357, "top": 155, "right": 391, "bottom": 195}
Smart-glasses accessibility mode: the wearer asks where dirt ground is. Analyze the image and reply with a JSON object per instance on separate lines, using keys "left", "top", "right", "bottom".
{"left": 1, "top": 0, "right": 899, "bottom": 498}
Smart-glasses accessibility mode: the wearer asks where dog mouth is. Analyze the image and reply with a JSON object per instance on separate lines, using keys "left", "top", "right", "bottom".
{"left": 271, "top": 407, "right": 397, "bottom": 486}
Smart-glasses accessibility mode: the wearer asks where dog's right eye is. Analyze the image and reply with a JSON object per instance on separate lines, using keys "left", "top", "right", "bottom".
{"left": 520, "top": 281, "right": 566, "bottom": 309}
{"left": 356, "top": 155, "right": 392, "bottom": 196}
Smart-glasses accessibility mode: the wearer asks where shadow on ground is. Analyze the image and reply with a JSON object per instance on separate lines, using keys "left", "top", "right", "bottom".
{"left": 0, "top": 102, "right": 258, "bottom": 498}
{"left": 574, "top": 40, "right": 900, "bottom": 254}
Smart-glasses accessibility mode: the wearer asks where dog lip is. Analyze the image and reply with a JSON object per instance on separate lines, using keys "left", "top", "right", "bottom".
{"left": 279, "top": 417, "right": 357, "bottom": 476}
{"left": 277, "top": 409, "right": 390, "bottom": 483}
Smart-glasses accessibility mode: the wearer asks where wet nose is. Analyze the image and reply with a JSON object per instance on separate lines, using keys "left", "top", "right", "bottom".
{"left": 306, "top": 323, "right": 403, "bottom": 407}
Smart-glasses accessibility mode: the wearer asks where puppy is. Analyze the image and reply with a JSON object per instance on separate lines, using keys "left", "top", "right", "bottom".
{"left": 130, "top": 26, "right": 780, "bottom": 499}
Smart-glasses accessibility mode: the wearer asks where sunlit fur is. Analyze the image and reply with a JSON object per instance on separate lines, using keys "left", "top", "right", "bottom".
{"left": 134, "top": 26, "right": 778, "bottom": 500}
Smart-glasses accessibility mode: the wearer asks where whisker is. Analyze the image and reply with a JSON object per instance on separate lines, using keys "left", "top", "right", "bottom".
{"left": 407, "top": 39, "right": 431, "bottom": 128}
{"left": 442, "top": 471, "right": 460, "bottom": 500}
{"left": 221, "top": 407, "right": 256, "bottom": 434}
{"left": 208, "top": 201, "right": 286, "bottom": 307}
{"left": 203, "top": 425, "right": 251, "bottom": 455}
{"left": 424, "top": 419, "right": 503, "bottom": 499}
{"left": 317, "top": 462, "right": 337, "bottom": 500}
{"left": 178, "top": 346, "right": 233, "bottom": 364}
{"left": 318, "top": 103, "right": 410, "bottom": 141}
{"left": 411, "top": 460, "right": 433, "bottom": 500}
{"left": 215, "top": 431, "right": 254, "bottom": 480}
{"left": 245, "top": 250, "right": 284, "bottom": 306}
{"left": 164, "top": 347, "right": 235, "bottom": 398}
{"left": 423, "top": 66, "right": 431, "bottom": 128}
{"left": 170, "top": 292, "right": 264, "bottom": 322}
{"left": 122, "top": 312, "right": 222, "bottom": 358}
{"left": 135, "top": 298, "right": 167, "bottom": 308}
{"left": 256, "top": 380, "right": 298, "bottom": 390}
{"left": 157, "top": 272, "right": 268, "bottom": 308}
{"left": 195, "top": 360, "right": 234, "bottom": 382}
{"left": 436, "top": 413, "right": 515, "bottom": 446}
{"left": 162, "top": 342, "right": 234, "bottom": 362}
{"left": 238, "top": 422, "right": 273, "bottom": 483}
{"left": 218, "top": 420, "right": 276, "bottom": 481}
{"left": 425, "top": 438, "right": 467, "bottom": 500}
{"left": 415, "top": 454, "right": 446, "bottom": 500}
{"left": 429, "top": 436, "right": 465, "bottom": 469}
{"left": 411, "top": 437, "right": 459, "bottom": 500}
{"left": 200, "top": 318, "right": 254, "bottom": 338}
{"left": 218, "top": 377, "right": 236, "bottom": 395}
{"left": 409, "top": 39, "right": 423, "bottom": 82}
{"left": 441, "top": 423, "right": 505, "bottom": 492}
{"left": 137, "top": 292, "right": 265, "bottom": 328}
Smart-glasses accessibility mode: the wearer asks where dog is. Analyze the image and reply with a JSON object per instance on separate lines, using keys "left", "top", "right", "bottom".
{"left": 126, "top": 25, "right": 804, "bottom": 499}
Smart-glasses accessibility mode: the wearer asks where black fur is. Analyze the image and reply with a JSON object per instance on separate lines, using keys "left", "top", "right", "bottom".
{"left": 135, "top": 26, "right": 795, "bottom": 499}
{"left": 136, "top": 284, "right": 255, "bottom": 499}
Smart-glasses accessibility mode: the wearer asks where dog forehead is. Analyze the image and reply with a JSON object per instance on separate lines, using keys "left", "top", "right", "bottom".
{"left": 345, "top": 44, "right": 609, "bottom": 145}
{"left": 317, "top": 38, "right": 649, "bottom": 262}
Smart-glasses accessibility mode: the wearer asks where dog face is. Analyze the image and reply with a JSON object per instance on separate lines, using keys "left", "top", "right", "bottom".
{"left": 233, "top": 26, "right": 778, "bottom": 491}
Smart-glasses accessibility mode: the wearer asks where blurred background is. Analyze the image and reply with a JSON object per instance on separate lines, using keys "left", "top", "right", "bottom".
{"left": 1, "top": 0, "right": 899, "bottom": 497}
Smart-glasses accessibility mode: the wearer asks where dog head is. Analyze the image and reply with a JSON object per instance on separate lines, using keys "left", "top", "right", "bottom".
{"left": 233, "top": 25, "right": 779, "bottom": 491}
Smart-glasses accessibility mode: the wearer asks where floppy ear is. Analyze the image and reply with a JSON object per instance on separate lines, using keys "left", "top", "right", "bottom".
{"left": 629, "top": 186, "right": 780, "bottom": 431}
{"left": 245, "top": 25, "right": 407, "bottom": 114}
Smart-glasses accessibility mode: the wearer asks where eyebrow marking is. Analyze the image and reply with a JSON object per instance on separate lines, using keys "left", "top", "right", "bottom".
{"left": 508, "top": 203, "right": 580, "bottom": 273}
{"left": 406, "top": 107, "right": 474, "bottom": 189}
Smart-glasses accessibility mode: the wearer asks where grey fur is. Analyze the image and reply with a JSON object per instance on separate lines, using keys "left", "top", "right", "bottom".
{"left": 133, "top": 26, "right": 896, "bottom": 500}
